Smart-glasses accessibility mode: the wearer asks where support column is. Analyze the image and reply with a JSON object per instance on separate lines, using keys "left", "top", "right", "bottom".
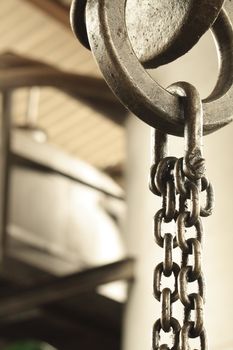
{"left": 0, "top": 91, "right": 12, "bottom": 261}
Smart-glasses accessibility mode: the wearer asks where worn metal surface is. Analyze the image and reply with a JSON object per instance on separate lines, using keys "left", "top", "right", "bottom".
{"left": 127, "top": 0, "right": 224, "bottom": 67}
{"left": 71, "top": 0, "right": 224, "bottom": 68}
{"left": 150, "top": 83, "right": 213, "bottom": 349}
{"left": 85, "top": 0, "right": 233, "bottom": 136}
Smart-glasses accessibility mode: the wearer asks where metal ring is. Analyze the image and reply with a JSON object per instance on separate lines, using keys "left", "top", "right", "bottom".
{"left": 153, "top": 318, "right": 180, "bottom": 350}
{"left": 179, "top": 267, "right": 205, "bottom": 308}
{"left": 85, "top": 1, "right": 233, "bottom": 136}
{"left": 177, "top": 214, "right": 203, "bottom": 252}
{"left": 154, "top": 262, "right": 180, "bottom": 303}
{"left": 154, "top": 209, "right": 178, "bottom": 248}
{"left": 71, "top": 0, "right": 224, "bottom": 68}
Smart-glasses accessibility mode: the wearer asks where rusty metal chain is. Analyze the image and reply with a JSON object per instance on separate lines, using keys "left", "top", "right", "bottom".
{"left": 150, "top": 82, "right": 214, "bottom": 350}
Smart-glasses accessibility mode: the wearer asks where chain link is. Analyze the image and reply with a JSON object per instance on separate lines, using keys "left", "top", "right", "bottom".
{"left": 151, "top": 82, "right": 214, "bottom": 350}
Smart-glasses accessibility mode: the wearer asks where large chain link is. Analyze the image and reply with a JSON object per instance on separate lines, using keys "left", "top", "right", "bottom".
{"left": 150, "top": 82, "right": 214, "bottom": 350}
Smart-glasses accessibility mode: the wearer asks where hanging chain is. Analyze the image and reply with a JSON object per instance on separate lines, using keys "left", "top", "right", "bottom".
{"left": 150, "top": 83, "right": 214, "bottom": 350}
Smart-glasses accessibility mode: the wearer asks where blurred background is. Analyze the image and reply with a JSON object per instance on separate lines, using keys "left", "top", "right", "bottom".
{"left": 0, "top": 0, "right": 232, "bottom": 350}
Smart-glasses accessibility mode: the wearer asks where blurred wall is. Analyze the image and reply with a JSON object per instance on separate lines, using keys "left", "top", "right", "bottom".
{"left": 124, "top": 30, "right": 233, "bottom": 350}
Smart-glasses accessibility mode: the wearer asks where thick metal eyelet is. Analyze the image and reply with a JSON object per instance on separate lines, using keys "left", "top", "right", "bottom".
{"left": 85, "top": 0, "right": 233, "bottom": 136}
{"left": 71, "top": 0, "right": 224, "bottom": 68}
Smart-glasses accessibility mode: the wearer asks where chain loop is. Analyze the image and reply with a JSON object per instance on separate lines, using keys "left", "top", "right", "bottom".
{"left": 154, "top": 209, "right": 178, "bottom": 248}
{"left": 181, "top": 322, "right": 208, "bottom": 350}
{"left": 150, "top": 130, "right": 172, "bottom": 196}
{"left": 174, "top": 158, "right": 187, "bottom": 196}
{"left": 184, "top": 293, "right": 204, "bottom": 337}
{"left": 159, "top": 346, "right": 170, "bottom": 350}
{"left": 177, "top": 214, "right": 203, "bottom": 252}
{"left": 181, "top": 238, "right": 202, "bottom": 281}
{"left": 182, "top": 81, "right": 205, "bottom": 181}
{"left": 153, "top": 318, "right": 181, "bottom": 350}
{"left": 163, "top": 233, "right": 174, "bottom": 277}
{"left": 155, "top": 157, "right": 177, "bottom": 195}
{"left": 179, "top": 267, "right": 205, "bottom": 308}
{"left": 162, "top": 180, "right": 177, "bottom": 223}
{"left": 200, "top": 181, "right": 215, "bottom": 217}
{"left": 154, "top": 262, "right": 180, "bottom": 303}
{"left": 150, "top": 163, "right": 161, "bottom": 196}
{"left": 184, "top": 181, "right": 201, "bottom": 227}
{"left": 161, "top": 288, "right": 172, "bottom": 332}
{"left": 150, "top": 82, "right": 214, "bottom": 349}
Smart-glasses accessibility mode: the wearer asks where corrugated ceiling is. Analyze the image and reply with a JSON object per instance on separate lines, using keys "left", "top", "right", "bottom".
{"left": 0, "top": 0, "right": 125, "bottom": 169}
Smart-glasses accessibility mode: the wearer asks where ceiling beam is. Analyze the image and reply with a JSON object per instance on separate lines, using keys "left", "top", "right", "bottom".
{"left": 0, "top": 258, "right": 135, "bottom": 319}
{"left": 0, "top": 52, "right": 128, "bottom": 126}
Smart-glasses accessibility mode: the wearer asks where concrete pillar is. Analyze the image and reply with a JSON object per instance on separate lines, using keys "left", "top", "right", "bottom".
{"left": 123, "top": 31, "right": 233, "bottom": 350}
